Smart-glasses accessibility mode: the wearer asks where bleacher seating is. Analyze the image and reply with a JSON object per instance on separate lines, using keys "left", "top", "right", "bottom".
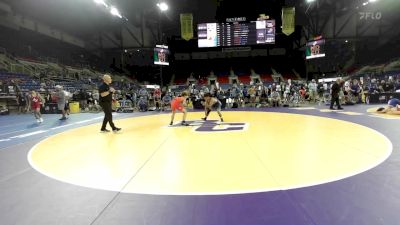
{"left": 174, "top": 78, "right": 186, "bottom": 85}
{"left": 0, "top": 71, "right": 91, "bottom": 93}
{"left": 217, "top": 75, "right": 229, "bottom": 84}
{"left": 282, "top": 73, "right": 297, "bottom": 81}
{"left": 260, "top": 74, "right": 273, "bottom": 82}
{"left": 238, "top": 75, "right": 251, "bottom": 84}
{"left": 198, "top": 78, "right": 208, "bottom": 85}
{"left": 171, "top": 69, "right": 301, "bottom": 86}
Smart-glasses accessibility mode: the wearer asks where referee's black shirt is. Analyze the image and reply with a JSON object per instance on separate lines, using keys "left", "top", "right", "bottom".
{"left": 98, "top": 82, "right": 112, "bottom": 103}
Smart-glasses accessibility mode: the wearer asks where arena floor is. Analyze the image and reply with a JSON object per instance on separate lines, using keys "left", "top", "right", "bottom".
{"left": 0, "top": 104, "right": 399, "bottom": 225}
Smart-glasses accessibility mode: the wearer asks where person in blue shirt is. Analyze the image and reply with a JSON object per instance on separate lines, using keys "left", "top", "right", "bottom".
{"left": 377, "top": 98, "right": 400, "bottom": 115}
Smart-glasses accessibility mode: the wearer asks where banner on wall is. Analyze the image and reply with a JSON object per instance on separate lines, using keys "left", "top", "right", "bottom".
{"left": 180, "top": 13, "right": 193, "bottom": 41}
{"left": 282, "top": 7, "right": 295, "bottom": 36}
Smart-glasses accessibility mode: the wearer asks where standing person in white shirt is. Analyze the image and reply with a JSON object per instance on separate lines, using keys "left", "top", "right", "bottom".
{"left": 54, "top": 85, "right": 67, "bottom": 120}
{"left": 308, "top": 79, "right": 318, "bottom": 103}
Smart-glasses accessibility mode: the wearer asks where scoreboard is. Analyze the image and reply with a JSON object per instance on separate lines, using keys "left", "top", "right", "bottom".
{"left": 154, "top": 45, "right": 169, "bottom": 66}
{"left": 198, "top": 20, "right": 275, "bottom": 48}
{"left": 306, "top": 39, "right": 326, "bottom": 60}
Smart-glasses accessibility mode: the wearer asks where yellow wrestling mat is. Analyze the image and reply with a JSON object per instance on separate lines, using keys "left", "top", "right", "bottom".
{"left": 367, "top": 107, "right": 400, "bottom": 119}
{"left": 28, "top": 111, "right": 392, "bottom": 195}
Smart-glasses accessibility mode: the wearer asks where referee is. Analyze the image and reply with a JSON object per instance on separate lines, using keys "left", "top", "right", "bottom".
{"left": 99, "top": 74, "right": 121, "bottom": 132}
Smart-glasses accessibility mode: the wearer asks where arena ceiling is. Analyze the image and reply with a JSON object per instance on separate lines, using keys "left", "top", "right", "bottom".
{"left": 4, "top": 0, "right": 400, "bottom": 36}
{"left": 1, "top": 0, "right": 217, "bottom": 39}
{"left": 2, "top": 0, "right": 398, "bottom": 52}
{"left": 2, "top": 0, "right": 147, "bottom": 37}
{"left": 2, "top": 0, "right": 302, "bottom": 38}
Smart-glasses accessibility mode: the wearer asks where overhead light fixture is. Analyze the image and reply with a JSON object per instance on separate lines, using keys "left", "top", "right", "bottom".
{"left": 363, "top": 2, "right": 369, "bottom": 6}
{"left": 110, "top": 6, "right": 122, "bottom": 18}
{"left": 93, "top": 0, "right": 108, "bottom": 7}
{"left": 306, "top": 0, "right": 316, "bottom": 2}
{"left": 157, "top": 2, "right": 169, "bottom": 11}
{"left": 345, "top": 40, "right": 348, "bottom": 43}
{"left": 369, "top": 0, "right": 378, "bottom": 2}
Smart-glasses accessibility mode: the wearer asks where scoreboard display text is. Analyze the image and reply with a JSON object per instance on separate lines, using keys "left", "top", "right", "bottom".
{"left": 198, "top": 20, "right": 275, "bottom": 48}
{"left": 306, "top": 39, "right": 326, "bottom": 59}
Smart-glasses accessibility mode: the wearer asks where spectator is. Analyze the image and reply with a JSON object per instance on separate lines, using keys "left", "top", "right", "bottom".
{"left": 54, "top": 85, "right": 67, "bottom": 120}
{"left": 383, "top": 80, "right": 394, "bottom": 92}
{"left": 154, "top": 88, "right": 161, "bottom": 110}
{"left": 44, "top": 89, "right": 52, "bottom": 103}
{"left": 64, "top": 90, "right": 72, "bottom": 115}
{"left": 248, "top": 86, "right": 256, "bottom": 107}
{"left": 0, "top": 80, "right": 5, "bottom": 94}
{"left": 308, "top": 79, "right": 318, "bottom": 102}
{"left": 317, "top": 81, "right": 324, "bottom": 101}
{"left": 137, "top": 96, "right": 148, "bottom": 112}
{"left": 350, "top": 79, "right": 361, "bottom": 103}
{"left": 25, "top": 92, "right": 32, "bottom": 112}
{"left": 11, "top": 79, "right": 21, "bottom": 95}
{"left": 92, "top": 90, "right": 99, "bottom": 105}
{"left": 395, "top": 80, "right": 400, "bottom": 92}
{"left": 17, "top": 92, "right": 27, "bottom": 114}
{"left": 271, "top": 89, "right": 281, "bottom": 107}
{"left": 330, "top": 79, "right": 343, "bottom": 110}
{"left": 79, "top": 89, "right": 87, "bottom": 110}
{"left": 161, "top": 92, "right": 172, "bottom": 111}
